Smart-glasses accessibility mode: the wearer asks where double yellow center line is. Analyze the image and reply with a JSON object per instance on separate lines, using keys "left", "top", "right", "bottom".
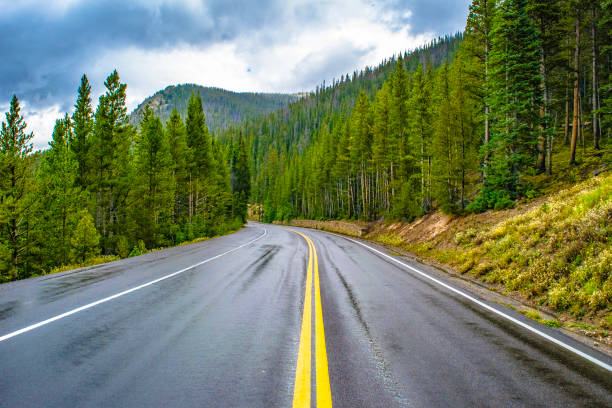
{"left": 290, "top": 230, "right": 332, "bottom": 408}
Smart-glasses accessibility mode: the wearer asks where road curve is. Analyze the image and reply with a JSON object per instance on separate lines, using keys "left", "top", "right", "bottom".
{"left": 0, "top": 222, "right": 611, "bottom": 407}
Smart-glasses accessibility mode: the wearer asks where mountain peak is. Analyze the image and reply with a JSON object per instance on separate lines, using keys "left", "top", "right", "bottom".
{"left": 129, "top": 84, "right": 299, "bottom": 132}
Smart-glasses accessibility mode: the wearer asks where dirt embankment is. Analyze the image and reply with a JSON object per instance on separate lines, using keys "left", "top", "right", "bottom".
{"left": 276, "top": 219, "right": 369, "bottom": 238}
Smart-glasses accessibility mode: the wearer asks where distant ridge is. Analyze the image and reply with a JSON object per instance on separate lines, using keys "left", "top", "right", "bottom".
{"left": 129, "top": 84, "right": 300, "bottom": 132}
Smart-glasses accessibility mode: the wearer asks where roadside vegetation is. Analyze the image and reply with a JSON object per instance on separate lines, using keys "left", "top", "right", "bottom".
{"left": 240, "top": 0, "right": 612, "bottom": 226}
{"left": 32, "top": 223, "right": 243, "bottom": 280}
{"left": 0, "top": 76, "right": 250, "bottom": 283}
{"left": 248, "top": 0, "right": 612, "bottom": 332}
{"left": 415, "top": 172, "right": 611, "bottom": 323}
{"left": 281, "top": 160, "right": 611, "bottom": 332}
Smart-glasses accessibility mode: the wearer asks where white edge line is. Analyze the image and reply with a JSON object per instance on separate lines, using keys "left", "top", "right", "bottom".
{"left": 321, "top": 230, "right": 612, "bottom": 373}
{"left": 0, "top": 228, "right": 267, "bottom": 342}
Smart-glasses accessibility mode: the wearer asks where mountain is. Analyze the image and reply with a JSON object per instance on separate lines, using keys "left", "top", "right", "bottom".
{"left": 129, "top": 84, "right": 300, "bottom": 132}
{"left": 215, "top": 34, "right": 464, "bottom": 206}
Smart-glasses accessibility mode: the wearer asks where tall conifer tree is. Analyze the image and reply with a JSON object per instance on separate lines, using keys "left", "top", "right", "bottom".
{"left": 0, "top": 96, "right": 35, "bottom": 278}
{"left": 71, "top": 74, "right": 94, "bottom": 189}
{"left": 479, "top": 0, "right": 542, "bottom": 208}
{"left": 231, "top": 133, "right": 251, "bottom": 223}
{"left": 36, "top": 115, "right": 81, "bottom": 268}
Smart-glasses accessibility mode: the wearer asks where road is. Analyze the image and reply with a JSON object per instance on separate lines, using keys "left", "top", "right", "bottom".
{"left": 0, "top": 222, "right": 611, "bottom": 407}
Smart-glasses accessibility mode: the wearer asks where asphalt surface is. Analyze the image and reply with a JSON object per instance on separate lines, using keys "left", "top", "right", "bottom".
{"left": 0, "top": 222, "right": 611, "bottom": 407}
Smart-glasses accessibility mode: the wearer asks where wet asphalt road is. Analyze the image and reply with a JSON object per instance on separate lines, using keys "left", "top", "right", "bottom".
{"left": 0, "top": 223, "right": 611, "bottom": 407}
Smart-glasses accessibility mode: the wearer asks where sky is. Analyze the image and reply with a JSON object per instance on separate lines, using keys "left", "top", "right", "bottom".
{"left": 0, "top": 0, "right": 471, "bottom": 149}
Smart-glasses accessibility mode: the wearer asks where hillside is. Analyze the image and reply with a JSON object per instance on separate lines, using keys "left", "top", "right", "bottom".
{"left": 129, "top": 84, "right": 299, "bottom": 132}
{"left": 216, "top": 34, "right": 463, "bottom": 207}
{"left": 234, "top": 0, "right": 612, "bottom": 332}
{"left": 227, "top": 0, "right": 612, "bottom": 228}
{"left": 280, "top": 152, "right": 612, "bottom": 340}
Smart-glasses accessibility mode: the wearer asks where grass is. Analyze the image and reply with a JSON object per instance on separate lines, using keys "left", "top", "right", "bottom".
{"left": 373, "top": 144, "right": 612, "bottom": 329}
{"left": 416, "top": 172, "right": 611, "bottom": 321}
{"left": 518, "top": 309, "right": 561, "bottom": 327}
{"left": 45, "top": 255, "right": 121, "bottom": 276}
{"left": 278, "top": 143, "right": 611, "bottom": 330}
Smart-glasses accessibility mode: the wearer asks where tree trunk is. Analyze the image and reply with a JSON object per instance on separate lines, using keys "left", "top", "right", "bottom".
{"left": 564, "top": 35, "right": 571, "bottom": 146}
{"left": 564, "top": 81, "right": 570, "bottom": 145}
{"left": 546, "top": 113, "right": 556, "bottom": 175}
{"left": 591, "top": 5, "right": 600, "bottom": 150}
{"left": 421, "top": 134, "right": 425, "bottom": 211}
{"left": 188, "top": 173, "right": 193, "bottom": 224}
{"left": 9, "top": 164, "right": 17, "bottom": 272}
{"left": 483, "top": 6, "right": 490, "bottom": 181}
{"left": 570, "top": 15, "right": 580, "bottom": 165}
{"left": 536, "top": 53, "right": 547, "bottom": 173}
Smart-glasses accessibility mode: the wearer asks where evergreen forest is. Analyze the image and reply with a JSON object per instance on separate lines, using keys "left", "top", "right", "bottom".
{"left": 129, "top": 84, "right": 299, "bottom": 132}
{"left": 223, "top": 0, "right": 612, "bottom": 223}
{"left": 0, "top": 73, "right": 251, "bottom": 281}
{"left": 1, "top": 0, "right": 611, "bottom": 282}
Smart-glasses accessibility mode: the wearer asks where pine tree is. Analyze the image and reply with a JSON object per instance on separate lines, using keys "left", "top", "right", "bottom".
{"left": 36, "top": 114, "right": 81, "bottom": 268}
{"left": 71, "top": 74, "right": 94, "bottom": 189}
{"left": 91, "top": 70, "right": 132, "bottom": 253}
{"left": 70, "top": 209, "right": 100, "bottom": 264}
{"left": 600, "top": 0, "right": 612, "bottom": 133}
{"left": 209, "top": 138, "right": 233, "bottom": 233}
{"left": 0, "top": 95, "right": 35, "bottom": 279}
{"left": 569, "top": 2, "right": 582, "bottom": 165}
{"left": 166, "top": 108, "right": 189, "bottom": 230}
{"left": 432, "top": 62, "right": 461, "bottom": 213}
{"left": 185, "top": 92, "right": 212, "bottom": 232}
{"left": 133, "top": 106, "right": 174, "bottom": 248}
{"left": 331, "top": 123, "right": 351, "bottom": 218}
{"left": 350, "top": 91, "right": 372, "bottom": 219}
{"left": 464, "top": 0, "right": 496, "bottom": 179}
{"left": 231, "top": 133, "right": 251, "bottom": 223}
{"left": 389, "top": 59, "right": 410, "bottom": 189}
{"left": 476, "top": 0, "right": 543, "bottom": 209}
{"left": 371, "top": 82, "right": 392, "bottom": 215}
{"left": 528, "top": 0, "right": 564, "bottom": 174}
{"left": 409, "top": 64, "right": 433, "bottom": 212}
{"left": 450, "top": 53, "right": 480, "bottom": 210}
{"left": 589, "top": 0, "right": 602, "bottom": 150}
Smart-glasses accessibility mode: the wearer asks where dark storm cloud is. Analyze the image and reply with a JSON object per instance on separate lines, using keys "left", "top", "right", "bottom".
{"left": 0, "top": 0, "right": 282, "bottom": 109}
{"left": 0, "top": 0, "right": 470, "bottom": 114}
{"left": 379, "top": 0, "right": 470, "bottom": 35}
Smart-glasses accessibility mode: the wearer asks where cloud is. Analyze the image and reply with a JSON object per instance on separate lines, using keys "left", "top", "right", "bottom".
{"left": 0, "top": 0, "right": 470, "bottom": 147}
{"left": 378, "top": 0, "right": 470, "bottom": 35}
{"left": 0, "top": 100, "right": 64, "bottom": 151}
{"left": 403, "top": 0, "right": 470, "bottom": 35}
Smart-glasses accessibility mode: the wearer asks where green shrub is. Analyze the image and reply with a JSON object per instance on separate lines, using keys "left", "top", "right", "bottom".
{"left": 115, "top": 235, "right": 130, "bottom": 259}
{"left": 467, "top": 190, "right": 515, "bottom": 213}
{"left": 129, "top": 240, "right": 147, "bottom": 257}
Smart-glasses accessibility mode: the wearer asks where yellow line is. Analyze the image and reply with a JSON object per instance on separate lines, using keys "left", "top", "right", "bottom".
{"left": 292, "top": 231, "right": 312, "bottom": 408}
{"left": 290, "top": 229, "right": 332, "bottom": 408}
{"left": 312, "top": 235, "right": 332, "bottom": 408}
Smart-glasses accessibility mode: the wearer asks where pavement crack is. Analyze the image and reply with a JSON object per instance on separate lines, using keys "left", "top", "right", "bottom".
{"left": 325, "top": 254, "right": 410, "bottom": 408}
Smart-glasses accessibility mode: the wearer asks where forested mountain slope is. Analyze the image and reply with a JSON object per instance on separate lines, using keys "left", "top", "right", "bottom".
{"left": 217, "top": 34, "right": 464, "bottom": 212}
{"left": 130, "top": 84, "right": 299, "bottom": 132}
{"left": 281, "top": 147, "right": 612, "bottom": 332}
{"left": 233, "top": 0, "right": 612, "bottom": 332}
{"left": 227, "top": 0, "right": 611, "bottom": 224}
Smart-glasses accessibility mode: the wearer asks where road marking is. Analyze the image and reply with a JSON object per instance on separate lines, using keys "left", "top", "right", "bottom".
{"left": 290, "top": 230, "right": 332, "bottom": 408}
{"left": 0, "top": 229, "right": 268, "bottom": 343}
{"left": 292, "top": 231, "right": 313, "bottom": 408}
{"left": 332, "top": 233, "right": 612, "bottom": 373}
{"left": 312, "top": 234, "right": 332, "bottom": 408}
